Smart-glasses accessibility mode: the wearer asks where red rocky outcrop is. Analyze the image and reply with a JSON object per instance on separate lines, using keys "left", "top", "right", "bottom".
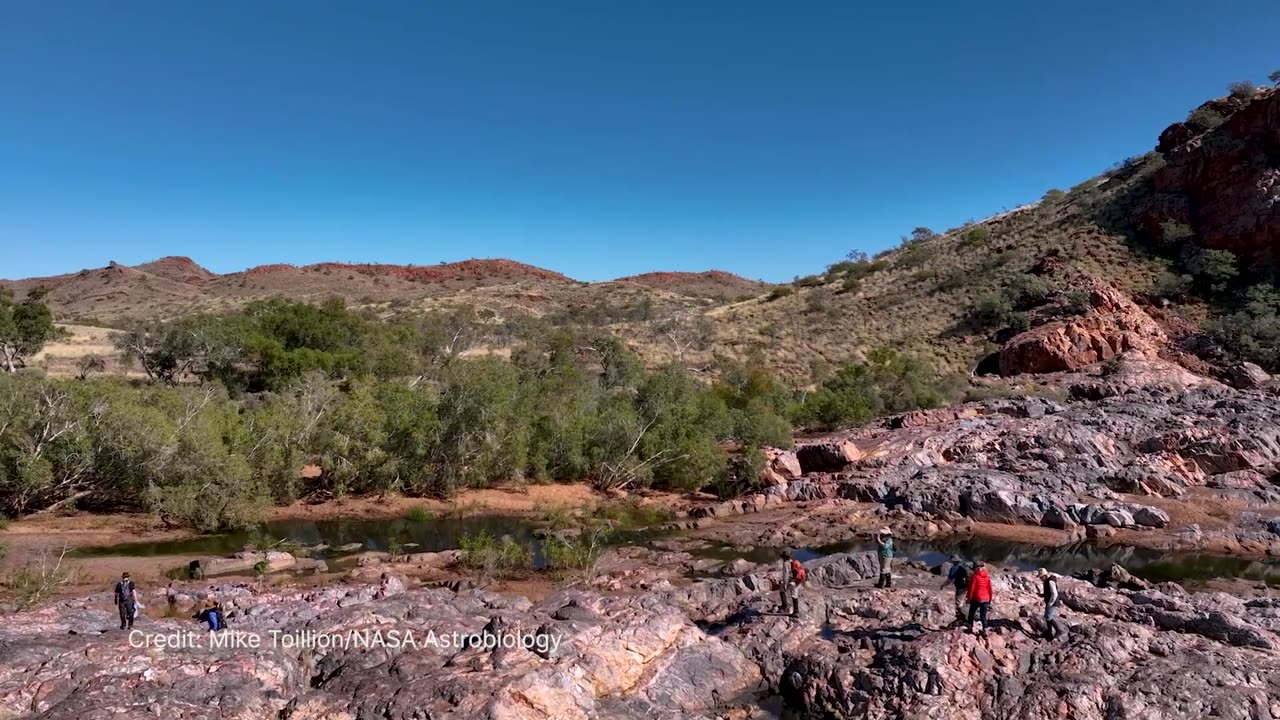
{"left": 998, "top": 281, "right": 1167, "bottom": 375}
{"left": 1142, "top": 88, "right": 1280, "bottom": 263}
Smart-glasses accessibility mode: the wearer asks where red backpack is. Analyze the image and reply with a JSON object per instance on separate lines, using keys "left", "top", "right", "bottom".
{"left": 790, "top": 559, "right": 807, "bottom": 584}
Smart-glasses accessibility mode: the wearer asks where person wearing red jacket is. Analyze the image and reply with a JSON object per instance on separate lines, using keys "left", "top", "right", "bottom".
{"left": 966, "top": 561, "right": 993, "bottom": 635}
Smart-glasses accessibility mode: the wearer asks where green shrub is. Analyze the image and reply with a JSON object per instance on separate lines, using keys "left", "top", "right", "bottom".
{"left": 1006, "top": 274, "right": 1053, "bottom": 308}
{"left": 794, "top": 274, "right": 825, "bottom": 288}
{"left": 458, "top": 530, "right": 532, "bottom": 578}
{"left": 1270, "top": 70, "right": 1280, "bottom": 86}
{"left": 841, "top": 275, "right": 862, "bottom": 294}
{"left": 766, "top": 287, "right": 794, "bottom": 301}
{"left": 405, "top": 505, "right": 433, "bottom": 523}
{"left": 960, "top": 226, "right": 991, "bottom": 248}
{"left": 934, "top": 268, "right": 968, "bottom": 293}
{"left": 1186, "top": 248, "right": 1240, "bottom": 296}
{"left": 711, "top": 445, "right": 766, "bottom": 499}
{"left": 1205, "top": 285, "right": 1280, "bottom": 372}
{"left": 541, "top": 524, "right": 610, "bottom": 583}
{"left": 1041, "top": 188, "right": 1066, "bottom": 203}
{"left": 1151, "top": 271, "right": 1194, "bottom": 301}
{"left": 1158, "top": 221, "right": 1194, "bottom": 248}
{"left": 792, "top": 348, "right": 952, "bottom": 430}
{"left": 1228, "top": 80, "right": 1256, "bottom": 99}
{"left": 592, "top": 499, "right": 671, "bottom": 528}
{"left": 1186, "top": 107, "right": 1225, "bottom": 132}
{"left": 1061, "top": 290, "right": 1092, "bottom": 316}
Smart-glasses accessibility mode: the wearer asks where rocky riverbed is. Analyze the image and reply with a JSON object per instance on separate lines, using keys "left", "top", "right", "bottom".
{"left": 5, "top": 549, "right": 1280, "bottom": 719}
{"left": 682, "top": 357, "right": 1280, "bottom": 561}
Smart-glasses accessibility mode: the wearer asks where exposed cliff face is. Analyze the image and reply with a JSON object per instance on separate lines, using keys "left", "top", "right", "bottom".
{"left": 1142, "top": 88, "right": 1280, "bottom": 264}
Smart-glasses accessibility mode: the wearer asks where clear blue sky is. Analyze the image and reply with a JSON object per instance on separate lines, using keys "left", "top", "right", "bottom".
{"left": 2, "top": 1, "right": 1277, "bottom": 282}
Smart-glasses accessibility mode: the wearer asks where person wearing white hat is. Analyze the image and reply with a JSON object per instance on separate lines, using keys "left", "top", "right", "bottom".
{"left": 1038, "top": 568, "right": 1065, "bottom": 640}
{"left": 875, "top": 527, "right": 894, "bottom": 588}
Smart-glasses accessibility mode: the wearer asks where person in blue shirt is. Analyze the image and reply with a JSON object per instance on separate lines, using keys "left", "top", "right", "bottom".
{"left": 941, "top": 556, "right": 971, "bottom": 620}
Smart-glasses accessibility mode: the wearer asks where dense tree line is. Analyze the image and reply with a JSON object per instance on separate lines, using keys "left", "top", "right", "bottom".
{"left": 0, "top": 297, "right": 958, "bottom": 529}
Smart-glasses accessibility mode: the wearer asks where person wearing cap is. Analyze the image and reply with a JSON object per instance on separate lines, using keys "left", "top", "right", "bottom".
{"left": 777, "top": 551, "right": 806, "bottom": 616}
{"left": 874, "top": 528, "right": 895, "bottom": 588}
{"left": 941, "top": 555, "right": 971, "bottom": 620}
{"left": 113, "top": 572, "right": 137, "bottom": 630}
{"left": 966, "top": 561, "right": 993, "bottom": 634}
{"left": 1039, "top": 568, "right": 1065, "bottom": 640}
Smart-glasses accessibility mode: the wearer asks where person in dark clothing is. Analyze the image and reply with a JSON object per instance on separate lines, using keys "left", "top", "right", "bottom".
{"left": 966, "top": 562, "right": 993, "bottom": 635}
{"left": 941, "top": 556, "right": 971, "bottom": 620}
{"left": 194, "top": 598, "right": 225, "bottom": 631}
{"left": 114, "top": 572, "right": 137, "bottom": 630}
{"left": 1039, "top": 568, "right": 1066, "bottom": 640}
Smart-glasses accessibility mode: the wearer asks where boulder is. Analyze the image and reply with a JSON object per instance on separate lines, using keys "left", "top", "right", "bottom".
{"left": 1227, "top": 362, "right": 1272, "bottom": 389}
{"left": 1133, "top": 505, "right": 1172, "bottom": 528}
{"left": 795, "top": 439, "right": 862, "bottom": 473}
{"left": 761, "top": 447, "right": 802, "bottom": 486}
{"left": 997, "top": 281, "right": 1167, "bottom": 376}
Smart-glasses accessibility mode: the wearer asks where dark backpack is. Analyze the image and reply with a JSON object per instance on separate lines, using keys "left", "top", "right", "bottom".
{"left": 114, "top": 580, "right": 134, "bottom": 604}
{"left": 951, "top": 565, "right": 971, "bottom": 589}
{"left": 790, "top": 559, "right": 807, "bottom": 584}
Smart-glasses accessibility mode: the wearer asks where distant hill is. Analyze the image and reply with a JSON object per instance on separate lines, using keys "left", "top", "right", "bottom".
{"left": 611, "top": 271, "right": 772, "bottom": 301}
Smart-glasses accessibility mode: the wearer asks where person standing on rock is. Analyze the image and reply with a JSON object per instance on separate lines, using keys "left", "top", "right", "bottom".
{"left": 778, "top": 552, "right": 806, "bottom": 617}
{"left": 966, "top": 561, "right": 992, "bottom": 635}
{"left": 1039, "top": 568, "right": 1065, "bottom": 640}
{"left": 114, "top": 572, "right": 137, "bottom": 631}
{"left": 941, "top": 556, "right": 971, "bottom": 621}
{"left": 874, "top": 528, "right": 894, "bottom": 588}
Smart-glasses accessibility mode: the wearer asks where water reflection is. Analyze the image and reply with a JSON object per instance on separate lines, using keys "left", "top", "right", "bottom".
{"left": 71, "top": 516, "right": 1280, "bottom": 585}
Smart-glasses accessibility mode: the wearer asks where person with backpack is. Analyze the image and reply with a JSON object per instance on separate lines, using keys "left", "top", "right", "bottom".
{"left": 194, "top": 598, "right": 225, "bottom": 631}
{"left": 778, "top": 552, "right": 806, "bottom": 617}
{"left": 114, "top": 572, "right": 138, "bottom": 630}
{"left": 1039, "top": 568, "right": 1065, "bottom": 640}
{"left": 874, "top": 528, "right": 894, "bottom": 588}
{"left": 966, "top": 561, "right": 993, "bottom": 635}
{"left": 941, "top": 556, "right": 971, "bottom": 621}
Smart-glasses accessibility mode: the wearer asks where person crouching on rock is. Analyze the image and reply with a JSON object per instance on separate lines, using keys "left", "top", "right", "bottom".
{"left": 966, "top": 561, "right": 993, "bottom": 635}
{"left": 874, "top": 527, "right": 894, "bottom": 588}
{"left": 1039, "top": 568, "right": 1065, "bottom": 640}
{"left": 778, "top": 552, "right": 806, "bottom": 617}
{"left": 941, "top": 555, "right": 970, "bottom": 621}
{"left": 114, "top": 572, "right": 137, "bottom": 630}
{"left": 194, "top": 598, "right": 225, "bottom": 631}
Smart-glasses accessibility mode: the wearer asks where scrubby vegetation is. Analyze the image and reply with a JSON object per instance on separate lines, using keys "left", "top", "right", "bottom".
{"left": 0, "top": 291, "right": 976, "bottom": 528}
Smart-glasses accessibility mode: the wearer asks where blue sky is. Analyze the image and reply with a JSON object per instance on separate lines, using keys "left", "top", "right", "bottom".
{"left": 1, "top": 1, "right": 1277, "bottom": 282}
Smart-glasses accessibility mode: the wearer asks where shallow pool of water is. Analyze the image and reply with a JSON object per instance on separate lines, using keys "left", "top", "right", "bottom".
{"left": 73, "top": 515, "right": 541, "bottom": 558}
{"left": 71, "top": 514, "right": 1280, "bottom": 587}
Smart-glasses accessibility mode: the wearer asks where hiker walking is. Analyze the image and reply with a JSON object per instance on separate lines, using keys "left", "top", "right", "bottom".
{"left": 941, "top": 555, "right": 971, "bottom": 621}
{"left": 1039, "top": 568, "right": 1066, "bottom": 640}
{"left": 966, "top": 561, "right": 993, "bottom": 635}
{"left": 778, "top": 553, "right": 806, "bottom": 617}
{"left": 874, "top": 527, "right": 894, "bottom": 588}
{"left": 114, "top": 572, "right": 138, "bottom": 630}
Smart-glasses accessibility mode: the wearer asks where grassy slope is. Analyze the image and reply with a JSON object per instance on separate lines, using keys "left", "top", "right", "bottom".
{"left": 701, "top": 170, "right": 1167, "bottom": 380}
